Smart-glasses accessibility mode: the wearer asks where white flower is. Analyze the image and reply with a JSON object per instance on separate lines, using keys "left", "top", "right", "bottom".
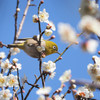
{"left": 0, "top": 52, "right": 6, "bottom": 59}
{"left": 82, "top": 39, "right": 99, "bottom": 54}
{"left": 42, "top": 61, "right": 56, "bottom": 73}
{"left": 54, "top": 95, "right": 66, "bottom": 100}
{"left": 58, "top": 23, "right": 77, "bottom": 43}
{"left": 79, "top": 0, "right": 99, "bottom": 17}
{"left": 39, "top": 9, "right": 49, "bottom": 22}
{"left": 87, "top": 64, "right": 100, "bottom": 76}
{"left": 37, "top": 46, "right": 45, "bottom": 52}
{"left": 36, "top": 87, "right": 51, "bottom": 95}
{"left": 11, "top": 63, "right": 22, "bottom": 72}
{"left": 12, "top": 58, "right": 18, "bottom": 64}
{"left": 59, "top": 69, "right": 71, "bottom": 83}
{"left": 38, "top": 95, "right": 45, "bottom": 100}
{"left": 76, "top": 86, "right": 94, "bottom": 98}
{"left": 7, "top": 74, "right": 18, "bottom": 87}
{"left": 49, "top": 72, "right": 56, "bottom": 79}
{"left": 44, "top": 29, "right": 53, "bottom": 36}
{"left": 92, "top": 56, "right": 100, "bottom": 65}
{"left": 0, "top": 74, "right": 7, "bottom": 87}
{"left": 0, "top": 89, "right": 12, "bottom": 100}
{"left": 46, "top": 21, "right": 56, "bottom": 31}
{"left": 1, "top": 59, "right": 12, "bottom": 73}
{"left": 79, "top": 15, "right": 100, "bottom": 36}
{"left": 32, "top": 15, "right": 38, "bottom": 23}
{"left": 10, "top": 48, "right": 20, "bottom": 55}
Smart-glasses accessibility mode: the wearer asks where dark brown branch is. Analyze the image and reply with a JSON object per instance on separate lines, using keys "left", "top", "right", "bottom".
{"left": 37, "top": 1, "right": 45, "bottom": 88}
{"left": 24, "top": 72, "right": 43, "bottom": 100}
{"left": 13, "top": 0, "right": 19, "bottom": 42}
{"left": 25, "top": 81, "right": 39, "bottom": 88}
{"left": 17, "top": 68, "right": 23, "bottom": 100}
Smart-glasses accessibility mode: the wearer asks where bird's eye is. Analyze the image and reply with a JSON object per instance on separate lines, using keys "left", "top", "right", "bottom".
{"left": 53, "top": 46, "right": 56, "bottom": 50}
{"left": 28, "top": 44, "right": 33, "bottom": 47}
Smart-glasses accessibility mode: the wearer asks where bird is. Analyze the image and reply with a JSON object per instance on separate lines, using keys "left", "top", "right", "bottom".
{"left": 7, "top": 36, "right": 59, "bottom": 58}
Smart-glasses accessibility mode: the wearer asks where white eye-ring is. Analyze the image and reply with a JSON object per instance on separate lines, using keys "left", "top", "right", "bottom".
{"left": 53, "top": 46, "right": 56, "bottom": 50}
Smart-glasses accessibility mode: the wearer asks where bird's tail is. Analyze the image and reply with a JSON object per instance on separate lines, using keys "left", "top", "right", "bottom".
{"left": 8, "top": 42, "right": 25, "bottom": 50}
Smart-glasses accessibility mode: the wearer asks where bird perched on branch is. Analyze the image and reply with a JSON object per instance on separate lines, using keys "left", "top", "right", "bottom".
{"left": 7, "top": 36, "right": 59, "bottom": 58}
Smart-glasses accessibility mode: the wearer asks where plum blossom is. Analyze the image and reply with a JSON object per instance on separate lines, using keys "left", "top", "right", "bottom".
{"left": 7, "top": 74, "right": 18, "bottom": 87}
{"left": 10, "top": 48, "right": 20, "bottom": 55}
{"left": 0, "top": 52, "right": 6, "bottom": 59}
{"left": 59, "top": 69, "right": 71, "bottom": 83}
{"left": 44, "top": 29, "right": 53, "bottom": 36}
{"left": 32, "top": 15, "right": 38, "bottom": 23}
{"left": 0, "top": 74, "right": 7, "bottom": 87}
{"left": 36, "top": 87, "right": 51, "bottom": 95}
{"left": 79, "top": 15, "right": 100, "bottom": 36}
{"left": 58, "top": 23, "right": 77, "bottom": 43}
{"left": 81, "top": 39, "right": 99, "bottom": 54}
{"left": 76, "top": 86, "right": 94, "bottom": 98}
{"left": 46, "top": 21, "right": 56, "bottom": 31}
{"left": 39, "top": 9, "right": 49, "bottom": 22}
{"left": 0, "top": 89, "right": 12, "bottom": 100}
{"left": 42, "top": 61, "right": 56, "bottom": 73}
{"left": 1, "top": 59, "right": 12, "bottom": 73}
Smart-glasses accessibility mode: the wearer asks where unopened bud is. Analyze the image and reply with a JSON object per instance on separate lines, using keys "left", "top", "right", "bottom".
{"left": 70, "top": 79, "right": 76, "bottom": 83}
{"left": 51, "top": 35, "right": 55, "bottom": 39}
{"left": 98, "top": 51, "right": 100, "bottom": 55}
{"left": 41, "top": 0, "right": 44, "bottom": 4}
{"left": 72, "top": 84, "right": 76, "bottom": 89}
{"left": 46, "top": 25, "right": 51, "bottom": 29}
{"left": 58, "top": 88, "right": 62, "bottom": 92}
{"left": 0, "top": 42, "right": 3, "bottom": 48}
{"left": 16, "top": 8, "right": 20, "bottom": 12}
{"left": 59, "top": 57, "right": 62, "bottom": 60}
{"left": 61, "top": 84, "right": 65, "bottom": 88}
{"left": 67, "top": 90, "right": 71, "bottom": 93}
{"left": 75, "top": 41, "right": 79, "bottom": 45}
{"left": 22, "top": 90, "right": 25, "bottom": 93}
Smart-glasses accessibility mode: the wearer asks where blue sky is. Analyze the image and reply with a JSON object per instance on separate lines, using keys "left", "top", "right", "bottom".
{"left": 0, "top": 0, "right": 100, "bottom": 100}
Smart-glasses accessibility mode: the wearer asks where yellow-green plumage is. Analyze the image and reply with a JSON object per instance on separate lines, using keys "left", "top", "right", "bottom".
{"left": 8, "top": 37, "right": 58, "bottom": 58}
{"left": 44, "top": 40, "right": 58, "bottom": 56}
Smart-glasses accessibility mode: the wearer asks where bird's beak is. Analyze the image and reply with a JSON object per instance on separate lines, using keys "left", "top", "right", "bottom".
{"left": 56, "top": 51, "right": 61, "bottom": 55}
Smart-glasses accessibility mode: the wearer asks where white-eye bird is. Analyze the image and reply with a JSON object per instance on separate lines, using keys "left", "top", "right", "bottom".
{"left": 8, "top": 36, "right": 59, "bottom": 58}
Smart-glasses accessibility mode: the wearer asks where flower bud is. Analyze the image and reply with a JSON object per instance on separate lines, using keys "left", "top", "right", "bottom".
{"left": 16, "top": 8, "right": 20, "bottom": 12}
{"left": 98, "top": 51, "right": 100, "bottom": 55}
{"left": 41, "top": 0, "right": 44, "bottom": 4}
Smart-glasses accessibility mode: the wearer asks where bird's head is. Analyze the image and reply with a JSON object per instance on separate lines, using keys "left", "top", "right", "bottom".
{"left": 44, "top": 40, "right": 59, "bottom": 56}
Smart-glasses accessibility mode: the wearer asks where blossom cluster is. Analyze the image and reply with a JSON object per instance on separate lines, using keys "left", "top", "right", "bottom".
{"left": 33, "top": 9, "right": 56, "bottom": 37}
{"left": 0, "top": 51, "right": 21, "bottom": 100}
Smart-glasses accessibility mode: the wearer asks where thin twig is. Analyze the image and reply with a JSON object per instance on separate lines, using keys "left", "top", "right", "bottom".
{"left": 54, "top": 43, "right": 73, "bottom": 63}
{"left": 54, "top": 32, "right": 84, "bottom": 63}
{"left": 38, "top": 1, "right": 45, "bottom": 87}
{"left": 24, "top": 72, "right": 43, "bottom": 100}
{"left": 62, "top": 89, "right": 71, "bottom": 99}
{"left": 70, "top": 79, "right": 100, "bottom": 90}
{"left": 13, "top": 0, "right": 19, "bottom": 42}
{"left": 25, "top": 81, "right": 39, "bottom": 88}
{"left": 16, "top": 0, "right": 31, "bottom": 39}
{"left": 17, "top": 68, "right": 23, "bottom": 100}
